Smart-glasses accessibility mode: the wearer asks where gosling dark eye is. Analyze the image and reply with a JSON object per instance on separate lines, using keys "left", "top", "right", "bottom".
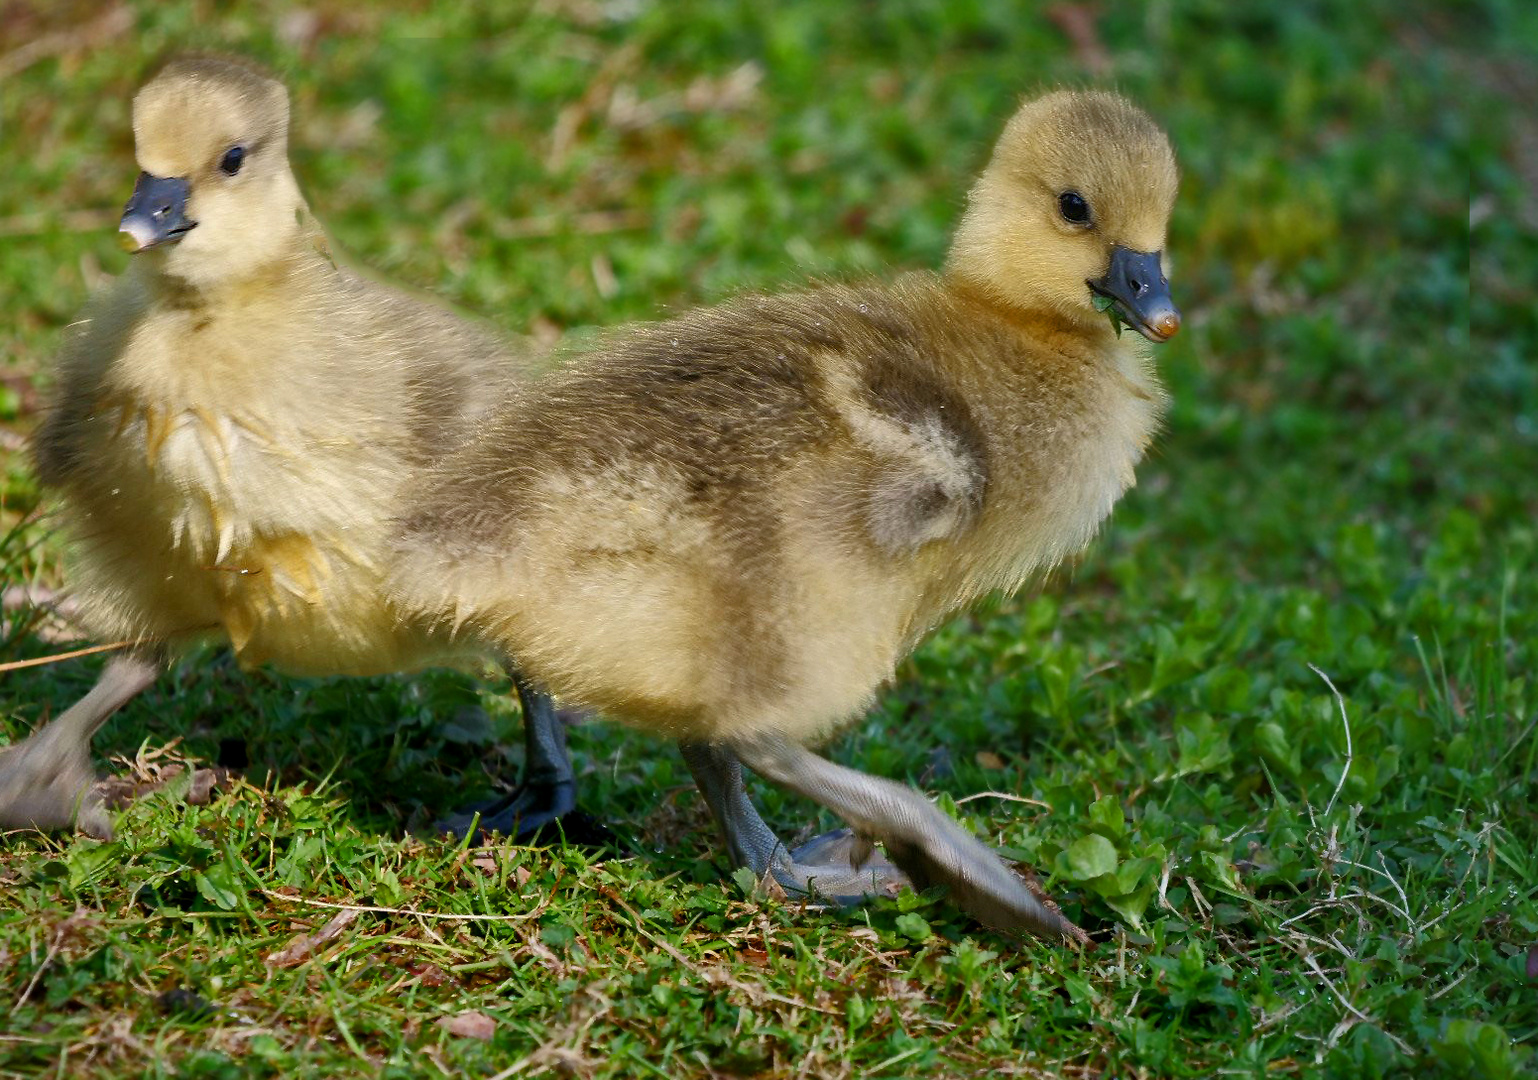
{"left": 219, "top": 146, "right": 245, "bottom": 176}
{"left": 1058, "top": 190, "right": 1091, "bottom": 225}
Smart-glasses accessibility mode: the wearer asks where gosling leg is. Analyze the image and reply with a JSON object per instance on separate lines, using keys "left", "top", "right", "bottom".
{"left": 0, "top": 652, "right": 163, "bottom": 839}
{"left": 680, "top": 740, "right": 908, "bottom": 905}
{"left": 729, "top": 732, "right": 1088, "bottom": 943}
{"left": 434, "top": 668, "right": 603, "bottom": 844}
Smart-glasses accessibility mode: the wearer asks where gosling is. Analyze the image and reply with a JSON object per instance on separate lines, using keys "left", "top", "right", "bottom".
{"left": 390, "top": 90, "right": 1182, "bottom": 942}
{"left": 0, "top": 56, "right": 573, "bottom": 841}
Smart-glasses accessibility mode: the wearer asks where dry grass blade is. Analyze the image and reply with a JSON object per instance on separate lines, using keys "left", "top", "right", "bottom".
{"left": 1307, "top": 663, "right": 1354, "bottom": 821}
{"left": 954, "top": 790, "right": 1052, "bottom": 809}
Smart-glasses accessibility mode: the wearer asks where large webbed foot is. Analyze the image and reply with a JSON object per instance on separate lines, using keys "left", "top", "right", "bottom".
{"left": 764, "top": 826, "right": 909, "bottom": 905}
{"left": 0, "top": 653, "right": 161, "bottom": 840}
{"left": 683, "top": 742, "right": 906, "bottom": 906}
{"left": 0, "top": 733, "right": 112, "bottom": 839}
{"left": 729, "top": 733, "right": 1089, "bottom": 944}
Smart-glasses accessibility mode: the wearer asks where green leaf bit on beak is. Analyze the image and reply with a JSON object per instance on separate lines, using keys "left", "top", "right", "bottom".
{"left": 1092, "top": 292, "right": 1127, "bottom": 338}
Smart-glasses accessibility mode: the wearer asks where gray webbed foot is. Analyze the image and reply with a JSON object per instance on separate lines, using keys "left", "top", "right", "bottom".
{"left": 683, "top": 742, "right": 910, "bottom": 907}
{"left": 767, "top": 826, "right": 909, "bottom": 905}
{"left": 729, "top": 733, "right": 1090, "bottom": 944}
{"left": 0, "top": 653, "right": 160, "bottom": 840}
{"left": 0, "top": 733, "right": 112, "bottom": 839}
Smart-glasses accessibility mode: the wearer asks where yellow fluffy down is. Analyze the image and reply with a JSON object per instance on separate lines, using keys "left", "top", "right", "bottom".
{"left": 391, "top": 91, "right": 1177, "bottom": 746}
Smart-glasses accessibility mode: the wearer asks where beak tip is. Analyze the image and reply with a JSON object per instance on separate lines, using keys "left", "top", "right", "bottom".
{"left": 1155, "top": 312, "right": 1181, "bottom": 340}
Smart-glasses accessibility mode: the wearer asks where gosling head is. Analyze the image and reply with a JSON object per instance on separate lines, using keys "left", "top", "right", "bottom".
{"left": 123, "top": 55, "right": 306, "bottom": 289}
{"left": 947, "top": 90, "right": 1181, "bottom": 343}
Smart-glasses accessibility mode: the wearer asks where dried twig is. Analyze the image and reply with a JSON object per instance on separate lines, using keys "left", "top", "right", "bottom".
{"left": 0, "top": 639, "right": 132, "bottom": 675}
{"left": 9, "top": 909, "right": 96, "bottom": 1015}
{"left": 1277, "top": 890, "right": 1409, "bottom": 932}
{"left": 265, "top": 908, "right": 361, "bottom": 968}
{"left": 1298, "top": 950, "right": 1414, "bottom": 1056}
{"left": 258, "top": 887, "right": 545, "bottom": 924}
{"left": 10, "top": 935, "right": 63, "bottom": 1015}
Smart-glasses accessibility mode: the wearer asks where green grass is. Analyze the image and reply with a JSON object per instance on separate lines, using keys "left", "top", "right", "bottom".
{"left": 1, "top": 1, "right": 1530, "bottom": 1076}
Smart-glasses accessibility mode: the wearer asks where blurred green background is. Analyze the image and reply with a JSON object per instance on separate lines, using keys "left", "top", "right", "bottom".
{"left": 0, "top": 2, "right": 1530, "bottom": 1078}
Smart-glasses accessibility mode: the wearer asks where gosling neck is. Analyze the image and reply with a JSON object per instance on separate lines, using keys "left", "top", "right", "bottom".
{"left": 942, "top": 266, "right": 1112, "bottom": 350}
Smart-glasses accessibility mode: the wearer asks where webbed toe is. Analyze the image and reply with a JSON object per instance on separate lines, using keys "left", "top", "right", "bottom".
{"left": 762, "top": 827, "right": 909, "bottom": 906}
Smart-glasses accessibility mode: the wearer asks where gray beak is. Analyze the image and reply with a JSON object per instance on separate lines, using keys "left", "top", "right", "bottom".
{"left": 120, "top": 171, "right": 196, "bottom": 251}
{"left": 1088, "top": 246, "right": 1181, "bottom": 342}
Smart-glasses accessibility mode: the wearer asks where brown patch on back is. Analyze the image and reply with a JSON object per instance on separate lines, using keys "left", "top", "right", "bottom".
{"left": 421, "top": 294, "right": 839, "bottom": 549}
{"left": 854, "top": 295, "right": 990, "bottom": 494}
